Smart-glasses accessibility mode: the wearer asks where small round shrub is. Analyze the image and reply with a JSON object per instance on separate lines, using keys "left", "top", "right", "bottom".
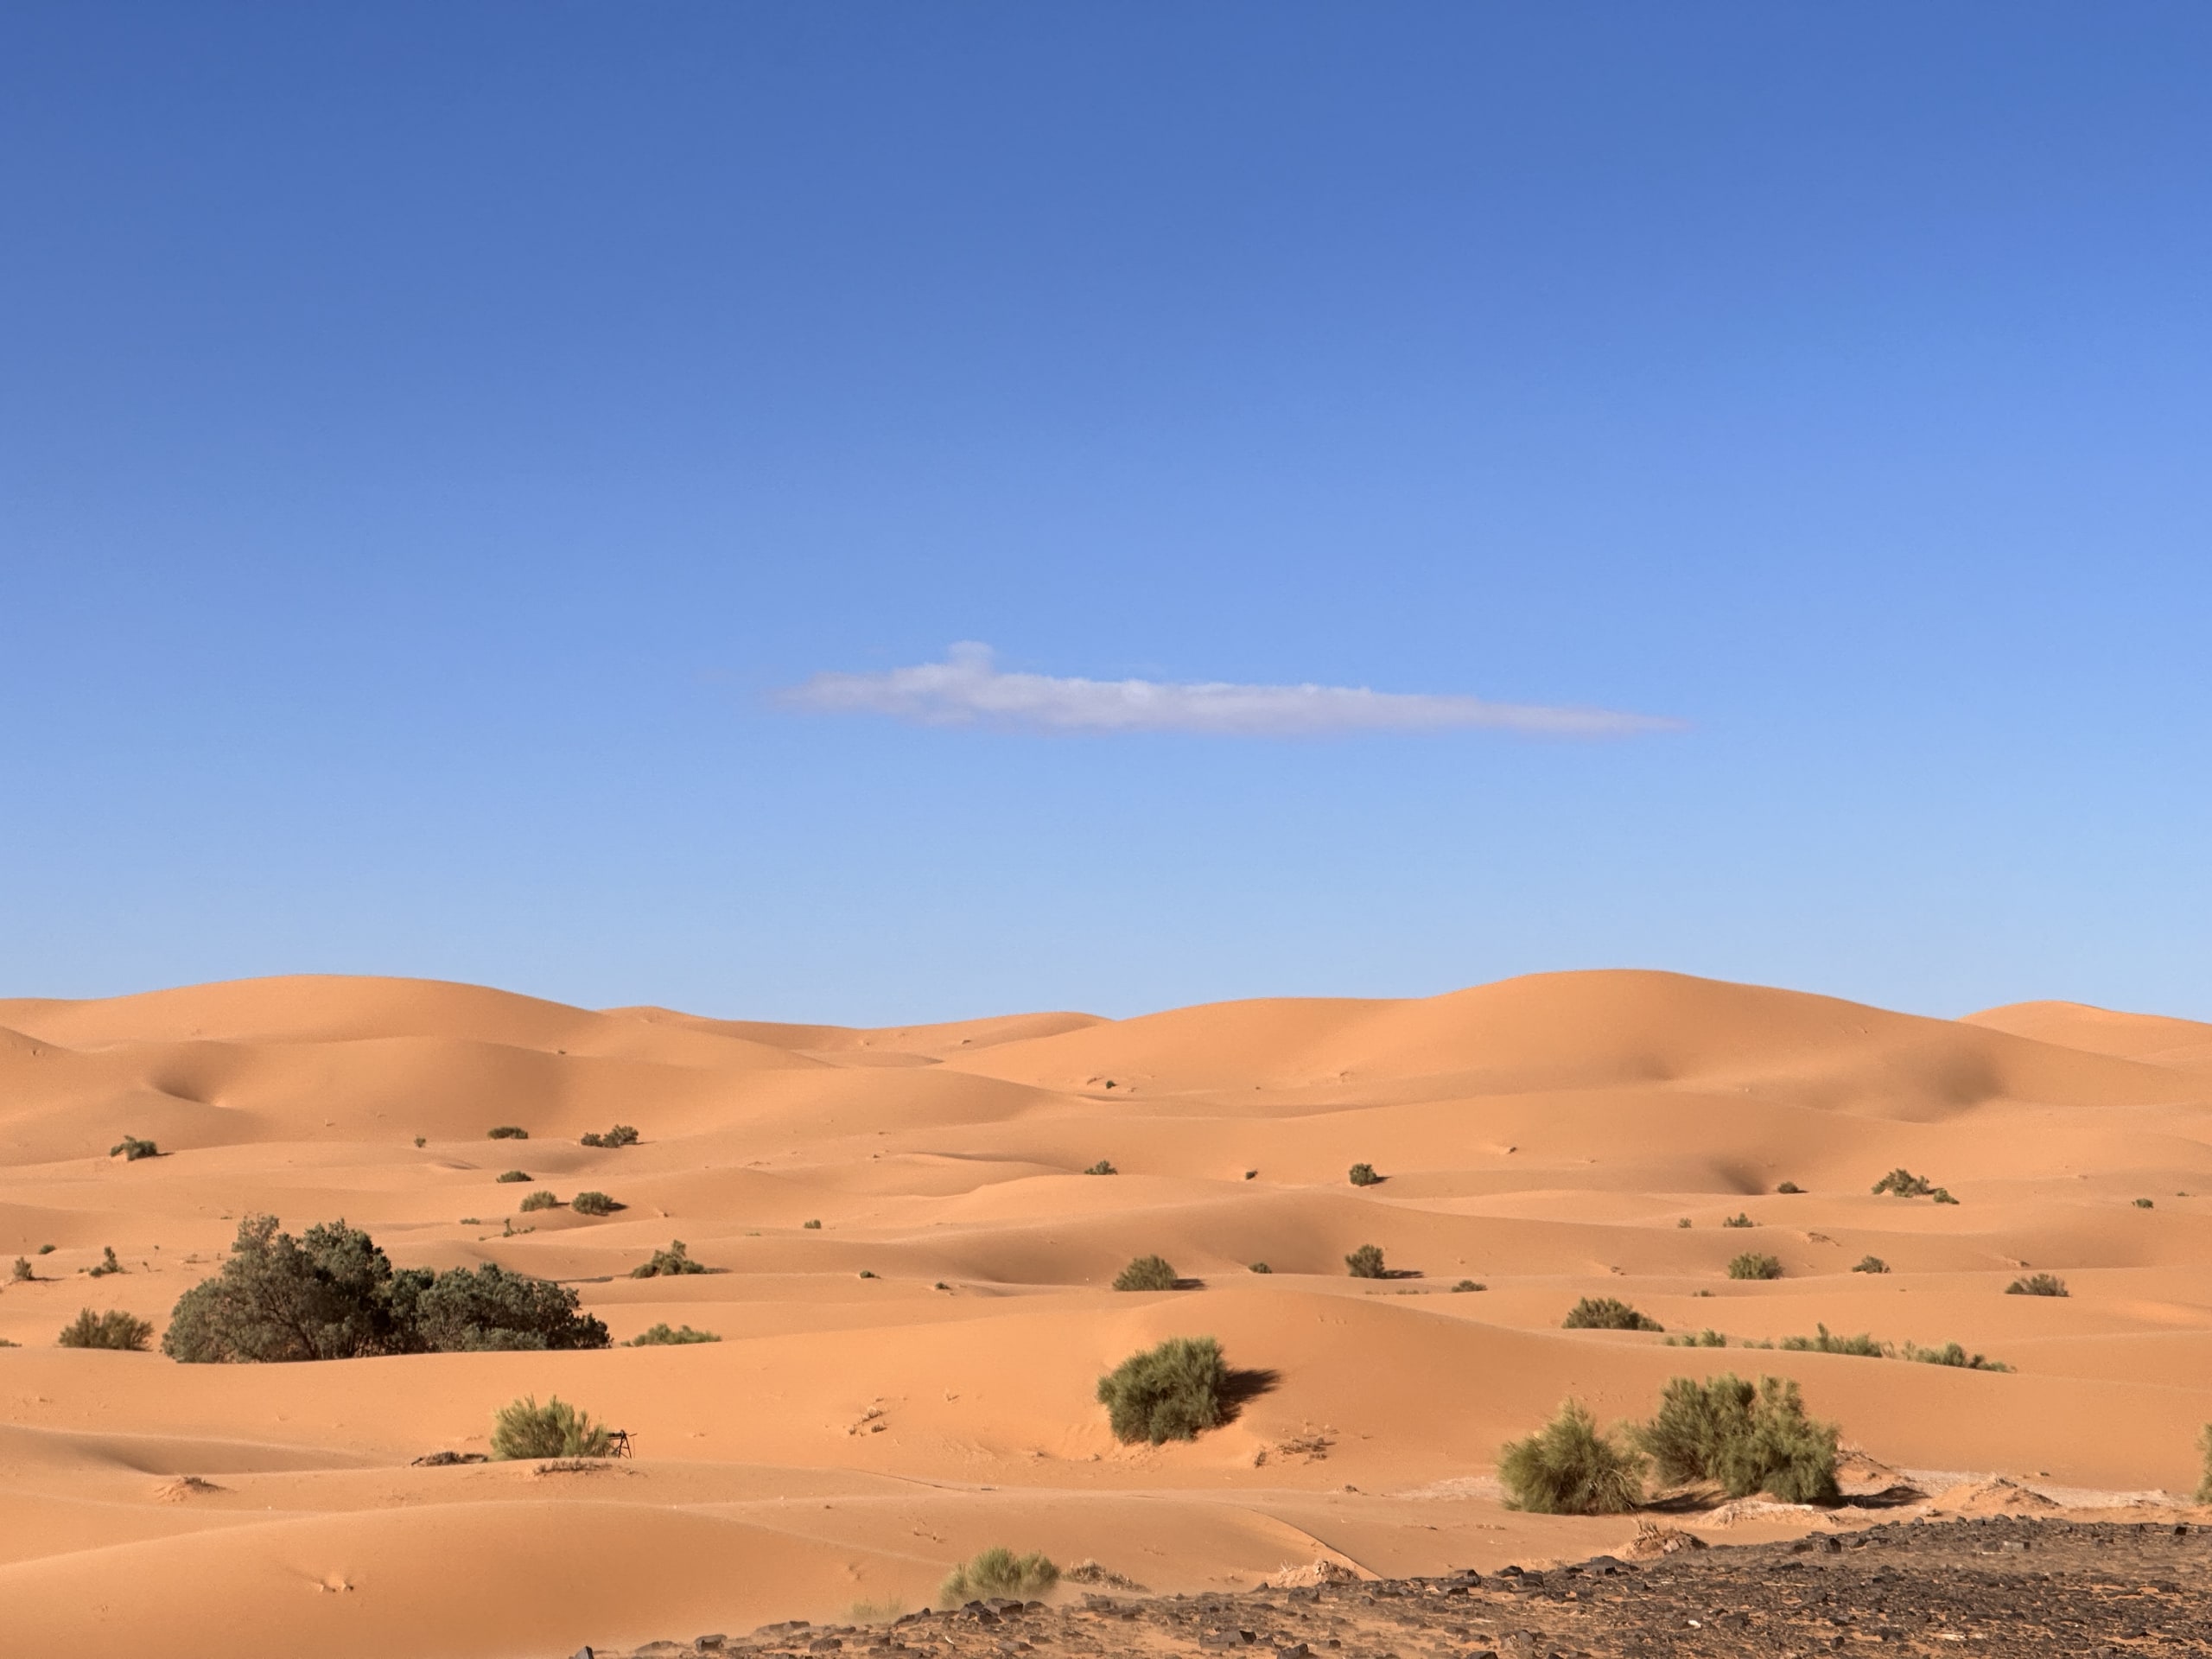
{"left": 2005, "top": 1272, "right": 2068, "bottom": 1297}
{"left": 2134, "top": 1198, "right": 2154, "bottom": 1209}
{"left": 1721, "top": 1213, "right": 1754, "bottom": 1228}
{"left": 486, "top": 1126, "right": 529, "bottom": 1141}
{"left": 803, "top": 1217, "right": 822, "bottom": 1229}
{"left": 1095, "top": 1334, "right": 1229, "bottom": 1444}
{"left": 1563, "top": 1295, "right": 1662, "bottom": 1332}
{"left": 1112, "top": 1254, "right": 1179, "bottom": 1292}
{"left": 495, "top": 1170, "right": 531, "bottom": 1184}
{"left": 939, "top": 1547, "right": 1059, "bottom": 1606}
{"left": 1084, "top": 1160, "right": 1117, "bottom": 1176}
{"left": 1452, "top": 1279, "right": 1484, "bottom": 1293}
{"left": 1727, "top": 1252, "right": 1783, "bottom": 1281}
{"left": 1347, "top": 1163, "right": 1382, "bottom": 1187}
{"left": 1852, "top": 1255, "right": 1890, "bottom": 1274}
{"left": 1498, "top": 1398, "right": 1646, "bottom": 1515}
{"left": 413, "top": 1135, "right": 427, "bottom": 1148}
{"left": 57, "top": 1308, "right": 154, "bottom": 1351}
{"left": 1249, "top": 1262, "right": 1272, "bottom": 1274}
{"left": 569, "top": 1191, "right": 620, "bottom": 1217}
{"left": 110, "top": 1135, "right": 158, "bottom": 1161}
{"left": 1344, "top": 1243, "right": 1386, "bottom": 1279}
{"left": 518, "top": 1190, "right": 563, "bottom": 1212}
{"left": 1776, "top": 1181, "right": 1802, "bottom": 1194}
{"left": 580, "top": 1124, "right": 640, "bottom": 1148}
{"left": 490, "top": 1394, "right": 612, "bottom": 1459}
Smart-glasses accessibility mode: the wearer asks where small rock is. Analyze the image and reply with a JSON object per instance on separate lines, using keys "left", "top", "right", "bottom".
{"left": 695, "top": 1638, "right": 727, "bottom": 1653}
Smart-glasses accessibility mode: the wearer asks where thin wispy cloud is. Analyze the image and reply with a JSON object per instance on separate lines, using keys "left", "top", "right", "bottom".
{"left": 779, "top": 644, "right": 1682, "bottom": 739}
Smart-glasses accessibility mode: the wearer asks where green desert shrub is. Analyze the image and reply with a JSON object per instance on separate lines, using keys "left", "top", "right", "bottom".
{"left": 803, "top": 1218, "right": 822, "bottom": 1229}
{"left": 1871, "top": 1167, "right": 1935, "bottom": 1197}
{"left": 162, "top": 1214, "right": 607, "bottom": 1362}
{"left": 110, "top": 1135, "right": 159, "bottom": 1161}
{"left": 37, "top": 1243, "right": 54, "bottom": 1255}
{"left": 1721, "top": 1213, "right": 1754, "bottom": 1229}
{"left": 569, "top": 1190, "right": 620, "bottom": 1217}
{"left": 1452, "top": 1279, "right": 1484, "bottom": 1293}
{"left": 1344, "top": 1243, "right": 1386, "bottom": 1279}
{"left": 1633, "top": 1373, "right": 1839, "bottom": 1502}
{"left": 1347, "top": 1162, "right": 1382, "bottom": 1187}
{"left": 1853, "top": 1255, "right": 1890, "bottom": 1274}
{"left": 1665, "top": 1328, "right": 1730, "bottom": 1349}
{"left": 518, "top": 1189, "right": 562, "bottom": 1212}
{"left": 1728, "top": 1252, "right": 1783, "bottom": 1281}
{"left": 1249, "top": 1262, "right": 1272, "bottom": 1274}
{"left": 580, "top": 1124, "right": 639, "bottom": 1148}
{"left": 2197, "top": 1425, "right": 2212, "bottom": 1505}
{"left": 57, "top": 1308, "right": 154, "bottom": 1351}
{"left": 2005, "top": 1273, "right": 2068, "bottom": 1297}
{"left": 1111, "top": 1254, "right": 1179, "bottom": 1292}
{"left": 489, "top": 1394, "right": 613, "bottom": 1460}
{"left": 1084, "top": 1160, "right": 1117, "bottom": 1176}
{"left": 1778, "top": 1324, "right": 1885, "bottom": 1357}
{"left": 630, "top": 1239, "right": 711, "bottom": 1278}
{"left": 10, "top": 1255, "right": 30, "bottom": 1282}
{"left": 1776, "top": 1181, "right": 1802, "bottom": 1194}
{"left": 1562, "top": 1296, "right": 1662, "bottom": 1332}
{"left": 2134, "top": 1197, "right": 2154, "bottom": 1209}
{"left": 626, "top": 1322, "right": 720, "bottom": 1346}
{"left": 495, "top": 1170, "right": 531, "bottom": 1183}
{"left": 1900, "top": 1340, "right": 2011, "bottom": 1372}
{"left": 87, "top": 1245, "right": 124, "bottom": 1277}
{"left": 938, "top": 1547, "right": 1059, "bottom": 1606}
{"left": 1095, "top": 1335, "right": 1229, "bottom": 1444}
{"left": 1498, "top": 1398, "right": 1646, "bottom": 1515}
{"left": 486, "top": 1125, "right": 529, "bottom": 1140}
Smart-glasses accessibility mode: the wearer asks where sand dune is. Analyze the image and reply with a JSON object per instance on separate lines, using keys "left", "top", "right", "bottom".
{"left": 3, "top": 968, "right": 2209, "bottom": 1655}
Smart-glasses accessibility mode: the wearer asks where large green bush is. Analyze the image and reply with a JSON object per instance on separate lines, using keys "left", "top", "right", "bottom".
{"left": 1631, "top": 1373, "right": 1838, "bottom": 1503}
{"left": 938, "top": 1547, "right": 1058, "bottom": 1605}
{"left": 1095, "top": 1335, "right": 1229, "bottom": 1443}
{"left": 1111, "top": 1254, "right": 1179, "bottom": 1292}
{"left": 162, "top": 1214, "right": 607, "bottom": 1362}
{"left": 1562, "top": 1296, "right": 1662, "bottom": 1332}
{"left": 1498, "top": 1399, "right": 1646, "bottom": 1515}
{"left": 57, "top": 1308, "right": 154, "bottom": 1351}
{"left": 490, "top": 1394, "right": 613, "bottom": 1459}
{"left": 1344, "top": 1243, "right": 1386, "bottom": 1279}
{"left": 569, "top": 1190, "right": 620, "bottom": 1217}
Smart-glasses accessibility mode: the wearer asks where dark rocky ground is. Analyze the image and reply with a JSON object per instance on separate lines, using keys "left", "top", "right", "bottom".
{"left": 574, "top": 1517, "right": 2212, "bottom": 1659}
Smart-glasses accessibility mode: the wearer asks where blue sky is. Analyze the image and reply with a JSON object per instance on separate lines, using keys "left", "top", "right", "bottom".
{"left": 3, "top": 4, "right": 2209, "bottom": 1024}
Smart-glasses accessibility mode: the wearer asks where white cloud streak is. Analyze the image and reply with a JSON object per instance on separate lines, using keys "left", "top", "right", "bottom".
{"left": 779, "top": 644, "right": 1683, "bottom": 739}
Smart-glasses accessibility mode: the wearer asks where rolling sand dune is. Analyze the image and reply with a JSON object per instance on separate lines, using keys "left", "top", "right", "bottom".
{"left": 2, "top": 969, "right": 2209, "bottom": 1656}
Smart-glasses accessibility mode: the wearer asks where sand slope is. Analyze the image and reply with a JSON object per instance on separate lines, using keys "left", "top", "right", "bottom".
{"left": 3, "top": 969, "right": 2209, "bottom": 1656}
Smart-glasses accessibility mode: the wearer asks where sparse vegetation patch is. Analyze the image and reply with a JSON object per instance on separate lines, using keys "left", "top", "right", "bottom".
{"left": 1084, "top": 1160, "right": 1117, "bottom": 1176}
{"left": 1727, "top": 1252, "right": 1783, "bottom": 1281}
{"left": 1872, "top": 1167, "right": 1956, "bottom": 1203}
{"left": 1563, "top": 1296, "right": 1662, "bottom": 1332}
{"left": 1901, "top": 1340, "right": 2011, "bottom": 1371}
{"left": 495, "top": 1169, "right": 531, "bottom": 1183}
{"left": 625, "top": 1323, "right": 720, "bottom": 1345}
{"left": 57, "top": 1308, "right": 153, "bottom": 1350}
{"left": 630, "top": 1239, "right": 711, "bottom": 1278}
{"left": 580, "top": 1124, "right": 639, "bottom": 1148}
{"left": 2006, "top": 1273, "right": 2068, "bottom": 1297}
{"left": 486, "top": 1126, "right": 529, "bottom": 1141}
{"left": 1853, "top": 1255, "right": 1890, "bottom": 1274}
{"left": 110, "top": 1135, "right": 158, "bottom": 1161}
{"left": 939, "top": 1547, "right": 1059, "bottom": 1606}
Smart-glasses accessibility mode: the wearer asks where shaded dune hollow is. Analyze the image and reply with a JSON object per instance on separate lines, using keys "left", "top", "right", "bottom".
{"left": 1, "top": 968, "right": 2209, "bottom": 1657}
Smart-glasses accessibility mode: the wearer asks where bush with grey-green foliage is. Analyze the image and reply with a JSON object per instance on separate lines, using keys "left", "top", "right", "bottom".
{"left": 1631, "top": 1373, "right": 1839, "bottom": 1502}
{"left": 1095, "top": 1335, "right": 1229, "bottom": 1444}
{"left": 939, "top": 1547, "right": 1058, "bottom": 1606}
{"left": 569, "top": 1190, "right": 620, "bottom": 1217}
{"left": 1563, "top": 1295, "right": 1662, "bottom": 1332}
{"left": 1347, "top": 1162, "right": 1382, "bottom": 1186}
{"left": 1344, "top": 1243, "right": 1386, "bottom": 1279}
{"left": 2006, "top": 1273, "right": 2068, "bottom": 1297}
{"left": 486, "top": 1125, "right": 528, "bottom": 1140}
{"left": 490, "top": 1394, "right": 612, "bottom": 1459}
{"left": 1728, "top": 1252, "right": 1783, "bottom": 1281}
{"left": 518, "top": 1189, "right": 562, "bottom": 1212}
{"left": 110, "top": 1135, "right": 159, "bottom": 1161}
{"left": 162, "top": 1214, "right": 607, "bottom": 1362}
{"left": 1111, "top": 1254, "right": 1179, "bottom": 1291}
{"left": 58, "top": 1308, "right": 154, "bottom": 1350}
{"left": 580, "top": 1124, "right": 639, "bottom": 1148}
{"left": 1498, "top": 1399, "right": 1646, "bottom": 1515}
{"left": 630, "top": 1239, "right": 711, "bottom": 1278}
{"left": 626, "top": 1322, "right": 720, "bottom": 1345}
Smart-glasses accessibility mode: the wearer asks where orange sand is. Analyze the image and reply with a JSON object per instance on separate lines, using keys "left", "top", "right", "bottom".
{"left": 2, "top": 969, "right": 2208, "bottom": 1655}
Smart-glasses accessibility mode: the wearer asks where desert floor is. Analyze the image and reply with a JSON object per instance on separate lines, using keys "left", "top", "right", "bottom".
{"left": 1, "top": 969, "right": 2208, "bottom": 1656}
